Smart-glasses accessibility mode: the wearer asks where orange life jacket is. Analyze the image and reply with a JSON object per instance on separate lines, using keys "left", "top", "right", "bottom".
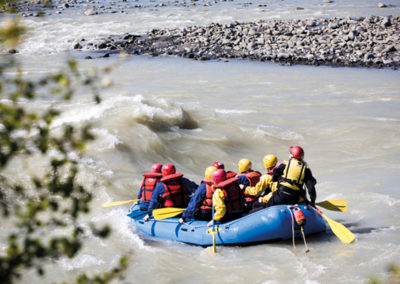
{"left": 200, "top": 178, "right": 216, "bottom": 211}
{"left": 238, "top": 171, "right": 262, "bottom": 186}
{"left": 140, "top": 172, "right": 162, "bottom": 202}
{"left": 238, "top": 171, "right": 262, "bottom": 203}
{"left": 215, "top": 177, "right": 244, "bottom": 214}
{"left": 226, "top": 171, "right": 237, "bottom": 179}
{"left": 160, "top": 173, "right": 190, "bottom": 208}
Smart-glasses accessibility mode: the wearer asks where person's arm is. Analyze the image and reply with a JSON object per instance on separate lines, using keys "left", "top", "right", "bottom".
{"left": 212, "top": 188, "right": 226, "bottom": 222}
{"left": 182, "top": 183, "right": 206, "bottom": 219}
{"left": 144, "top": 183, "right": 164, "bottom": 220}
{"left": 272, "top": 163, "right": 285, "bottom": 182}
{"left": 237, "top": 175, "right": 250, "bottom": 188}
{"left": 245, "top": 175, "right": 271, "bottom": 196}
{"left": 304, "top": 168, "right": 317, "bottom": 204}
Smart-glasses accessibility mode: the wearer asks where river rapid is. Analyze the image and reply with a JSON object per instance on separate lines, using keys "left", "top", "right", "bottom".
{"left": 2, "top": 0, "right": 400, "bottom": 283}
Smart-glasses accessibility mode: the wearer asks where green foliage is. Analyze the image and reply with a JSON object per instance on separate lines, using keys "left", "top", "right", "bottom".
{"left": 369, "top": 264, "right": 400, "bottom": 284}
{"left": 0, "top": 18, "right": 127, "bottom": 284}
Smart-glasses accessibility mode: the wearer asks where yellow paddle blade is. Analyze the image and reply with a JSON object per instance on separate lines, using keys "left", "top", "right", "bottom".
{"left": 153, "top": 208, "right": 185, "bottom": 220}
{"left": 321, "top": 214, "right": 356, "bottom": 244}
{"left": 317, "top": 200, "right": 348, "bottom": 212}
{"left": 102, "top": 199, "right": 139, "bottom": 208}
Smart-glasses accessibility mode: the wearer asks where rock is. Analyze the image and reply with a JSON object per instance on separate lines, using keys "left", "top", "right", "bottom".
{"left": 74, "top": 43, "right": 82, "bottom": 49}
{"left": 8, "top": 49, "right": 18, "bottom": 54}
{"left": 378, "top": 2, "right": 387, "bottom": 8}
{"left": 84, "top": 8, "right": 97, "bottom": 16}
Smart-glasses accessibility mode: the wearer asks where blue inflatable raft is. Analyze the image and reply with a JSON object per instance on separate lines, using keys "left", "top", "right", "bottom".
{"left": 127, "top": 204, "right": 327, "bottom": 246}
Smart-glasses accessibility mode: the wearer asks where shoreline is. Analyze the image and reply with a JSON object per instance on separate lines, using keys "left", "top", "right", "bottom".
{"left": 79, "top": 15, "right": 400, "bottom": 69}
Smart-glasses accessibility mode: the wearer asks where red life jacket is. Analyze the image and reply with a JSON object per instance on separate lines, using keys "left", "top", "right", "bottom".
{"left": 237, "top": 171, "right": 262, "bottom": 186}
{"left": 226, "top": 171, "right": 237, "bottom": 179}
{"left": 238, "top": 171, "right": 262, "bottom": 203}
{"left": 215, "top": 177, "right": 244, "bottom": 214}
{"left": 199, "top": 178, "right": 215, "bottom": 211}
{"left": 140, "top": 172, "right": 162, "bottom": 202}
{"left": 160, "top": 173, "right": 190, "bottom": 208}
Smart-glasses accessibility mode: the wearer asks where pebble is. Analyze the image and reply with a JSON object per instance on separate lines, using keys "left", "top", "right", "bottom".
{"left": 84, "top": 16, "right": 400, "bottom": 68}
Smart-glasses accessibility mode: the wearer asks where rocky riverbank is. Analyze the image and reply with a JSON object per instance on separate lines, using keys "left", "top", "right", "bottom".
{"left": 79, "top": 15, "right": 400, "bottom": 68}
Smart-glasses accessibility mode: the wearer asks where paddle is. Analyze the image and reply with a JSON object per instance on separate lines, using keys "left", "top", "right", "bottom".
{"left": 153, "top": 207, "right": 185, "bottom": 220}
{"left": 316, "top": 200, "right": 347, "bottom": 212}
{"left": 212, "top": 204, "right": 217, "bottom": 253}
{"left": 314, "top": 206, "right": 355, "bottom": 244}
{"left": 101, "top": 199, "right": 139, "bottom": 208}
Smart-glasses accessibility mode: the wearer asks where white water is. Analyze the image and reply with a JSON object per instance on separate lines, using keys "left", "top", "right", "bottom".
{"left": 2, "top": 0, "right": 400, "bottom": 283}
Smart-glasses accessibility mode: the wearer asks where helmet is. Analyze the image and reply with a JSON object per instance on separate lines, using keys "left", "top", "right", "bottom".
{"left": 204, "top": 166, "right": 217, "bottom": 179}
{"left": 238, "top": 158, "right": 252, "bottom": 173}
{"left": 263, "top": 154, "right": 277, "bottom": 169}
{"left": 211, "top": 161, "right": 224, "bottom": 169}
{"left": 151, "top": 163, "right": 163, "bottom": 173}
{"left": 211, "top": 169, "right": 226, "bottom": 185}
{"left": 161, "top": 163, "right": 176, "bottom": 176}
{"left": 289, "top": 146, "right": 304, "bottom": 160}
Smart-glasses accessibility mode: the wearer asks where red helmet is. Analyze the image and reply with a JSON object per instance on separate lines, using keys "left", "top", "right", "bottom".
{"left": 211, "top": 161, "right": 225, "bottom": 169}
{"left": 211, "top": 169, "right": 226, "bottom": 185}
{"left": 161, "top": 164, "right": 176, "bottom": 176}
{"left": 151, "top": 163, "right": 163, "bottom": 173}
{"left": 289, "top": 146, "right": 304, "bottom": 160}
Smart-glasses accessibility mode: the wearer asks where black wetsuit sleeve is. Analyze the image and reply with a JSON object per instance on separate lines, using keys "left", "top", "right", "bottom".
{"left": 272, "top": 163, "right": 285, "bottom": 182}
{"left": 304, "top": 168, "right": 317, "bottom": 203}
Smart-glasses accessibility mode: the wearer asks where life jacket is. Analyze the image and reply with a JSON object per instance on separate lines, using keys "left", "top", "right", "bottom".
{"left": 237, "top": 171, "right": 262, "bottom": 186}
{"left": 215, "top": 177, "right": 244, "bottom": 214}
{"left": 279, "top": 158, "right": 307, "bottom": 191}
{"left": 199, "top": 178, "right": 216, "bottom": 211}
{"left": 160, "top": 173, "right": 190, "bottom": 208}
{"left": 238, "top": 171, "right": 262, "bottom": 203}
{"left": 226, "top": 171, "right": 237, "bottom": 179}
{"left": 140, "top": 172, "right": 162, "bottom": 202}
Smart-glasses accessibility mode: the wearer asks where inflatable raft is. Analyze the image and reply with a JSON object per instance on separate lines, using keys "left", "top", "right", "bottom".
{"left": 127, "top": 204, "right": 327, "bottom": 246}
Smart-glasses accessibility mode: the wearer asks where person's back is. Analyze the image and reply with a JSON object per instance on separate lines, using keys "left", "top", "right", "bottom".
{"left": 180, "top": 166, "right": 217, "bottom": 223}
{"left": 144, "top": 164, "right": 197, "bottom": 220}
{"left": 269, "top": 146, "right": 317, "bottom": 206}
{"left": 236, "top": 158, "right": 261, "bottom": 210}
{"left": 137, "top": 163, "right": 162, "bottom": 211}
{"left": 208, "top": 169, "right": 244, "bottom": 226}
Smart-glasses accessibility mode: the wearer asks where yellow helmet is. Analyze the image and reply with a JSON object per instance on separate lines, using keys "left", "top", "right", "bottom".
{"left": 263, "top": 154, "right": 277, "bottom": 169}
{"left": 238, "top": 158, "right": 252, "bottom": 173}
{"left": 204, "top": 166, "right": 217, "bottom": 179}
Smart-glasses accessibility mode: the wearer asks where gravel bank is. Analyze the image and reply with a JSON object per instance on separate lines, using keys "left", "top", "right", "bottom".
{"left": 80, "top": 15, "right": 400, "bottom": 68}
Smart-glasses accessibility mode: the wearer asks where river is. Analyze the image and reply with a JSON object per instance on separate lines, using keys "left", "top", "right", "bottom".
{"left": 2, "top": 0, "right": 400, "bottom": 283}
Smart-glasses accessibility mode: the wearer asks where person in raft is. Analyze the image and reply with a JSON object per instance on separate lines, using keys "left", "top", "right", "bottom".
{"left": 179, "top": 166, "right": 218, "bottom": 223}
{"left": 254, "top": 146, "right": 317, "bottom": 209}
{"left": 235, "top": 158, "right": 262, "bottom": 211}
{"left": 211, "top": 161, "right": 237, "bottom": 179}
{"left": 247, "top": 154, "right": 279, "bottom": 211}
{"left": 206, "top": 169, "right": 245, "bottom": 226}
{"left": 136, "top": 163, "right": 163, "bottom": 211}
{"left": 144, "top": 163, "right": 198, "bottom": 221}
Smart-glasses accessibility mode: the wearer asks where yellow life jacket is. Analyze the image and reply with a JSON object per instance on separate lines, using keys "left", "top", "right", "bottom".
{"left": 279, "top": 158, "right": 307, "bottom": 191}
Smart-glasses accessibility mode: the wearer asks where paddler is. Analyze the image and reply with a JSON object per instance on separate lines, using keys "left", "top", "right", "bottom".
{"left": 235, "top": 158, "right": 262, "bottom": 211}
{"left": 144, "top": 164, "right": 198, "bottom": 221}
{"left": 179, "top": 166, "right": 218, "bottom": 223}
{"left": 206, "top": 169, "right": 244, "bottom": 226}
{"left": 136, "top": 163, "right": 163, "bottom": 211}
{"left": 265, "top": 146, "right": 317, "bottom": 207}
